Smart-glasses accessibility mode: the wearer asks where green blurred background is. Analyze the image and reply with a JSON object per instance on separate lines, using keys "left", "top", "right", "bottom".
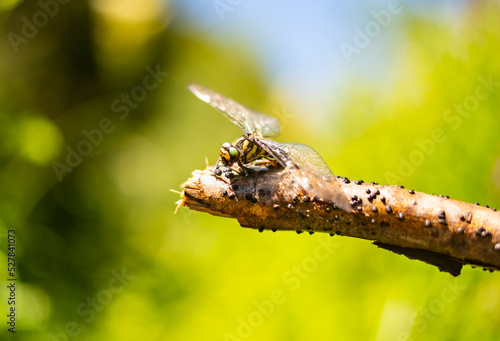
{"left": 0, "top": 0, "right": 500, "bottom": 340}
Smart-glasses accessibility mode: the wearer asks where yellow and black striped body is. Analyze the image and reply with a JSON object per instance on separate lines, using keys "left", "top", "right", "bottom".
{"left": 219, "top": 133, "right": 268, "bottom": 167}
{"left": 235, "top": 135, "right": 267, "bottom": 164}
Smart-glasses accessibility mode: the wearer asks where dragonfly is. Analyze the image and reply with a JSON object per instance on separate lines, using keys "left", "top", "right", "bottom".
{"left": 188, "top": 83, "right": 351, "bottom": 212}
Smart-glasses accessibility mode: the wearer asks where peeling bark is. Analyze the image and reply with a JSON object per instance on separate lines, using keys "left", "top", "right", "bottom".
{"left": 177, "top": 166, "right": 500, "bottom": 276}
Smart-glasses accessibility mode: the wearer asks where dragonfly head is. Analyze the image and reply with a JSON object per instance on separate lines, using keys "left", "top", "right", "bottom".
{"left": 219, "top": 142, "right": 240, "bottom": 166}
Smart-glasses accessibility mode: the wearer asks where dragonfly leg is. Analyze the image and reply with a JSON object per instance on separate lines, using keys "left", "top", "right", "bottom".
{"left": 252, "top": 172, "right": 259, "bottom": 196}
{"left": 238, "top": 162, "right": 251, "bottom": 177}
{"left": 213, "top": 159, "right": 223, "bottom": 176}
{"left": 237, "top": 162, "right": 263, "bottom": 197}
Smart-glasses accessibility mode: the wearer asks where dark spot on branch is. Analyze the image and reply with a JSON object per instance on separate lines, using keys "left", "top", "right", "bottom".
{"left": 481, "top": 230, "right": 491, "bottom": 238}
{"left": 475, "top": 227, "right": 485, "bottom": 236}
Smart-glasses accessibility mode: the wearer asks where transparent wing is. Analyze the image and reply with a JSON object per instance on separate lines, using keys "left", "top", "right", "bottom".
{"left": 255, "top": 140, "right": 351, "bottom": 212}
{"left": 278, "top": 143, "right": 334, "bottom": 178}
{"left": 188, "top": 83, "right": 281, "bottom": 138}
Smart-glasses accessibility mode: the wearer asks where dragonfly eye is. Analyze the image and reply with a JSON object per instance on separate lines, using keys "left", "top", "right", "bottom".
{"left": 219, "top": 142, "right": 239, "bottom": 165}
{"left": 228, "top": 147, "right": 240, "bottom": 161}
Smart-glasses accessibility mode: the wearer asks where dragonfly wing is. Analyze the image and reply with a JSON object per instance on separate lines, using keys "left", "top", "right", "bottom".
{"left": 278, "top": 143, "right": 334, "bottom": 178}
{"left": 255, "top": 140, "right": 351, "bottom": 212}
{"left": 188, "top": 84, "right": 281, "bottom": 137}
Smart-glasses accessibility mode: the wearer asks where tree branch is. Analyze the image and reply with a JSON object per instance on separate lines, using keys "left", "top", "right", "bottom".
{"left": 177, "top": 166, "right": 500, "bottom": 276}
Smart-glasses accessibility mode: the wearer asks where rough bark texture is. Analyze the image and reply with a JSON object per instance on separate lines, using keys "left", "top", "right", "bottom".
{"left": 177, "top": 166, "right": 500, "bottom": 276}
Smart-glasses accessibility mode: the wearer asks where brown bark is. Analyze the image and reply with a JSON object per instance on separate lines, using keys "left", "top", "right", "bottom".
{"left": 177, "top": 166, "right": 500, "bottom": 276}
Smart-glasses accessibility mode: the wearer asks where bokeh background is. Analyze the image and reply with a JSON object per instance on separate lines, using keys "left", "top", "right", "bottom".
{"left": 1, "top": 0, "right": 500, "bottom": 340}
